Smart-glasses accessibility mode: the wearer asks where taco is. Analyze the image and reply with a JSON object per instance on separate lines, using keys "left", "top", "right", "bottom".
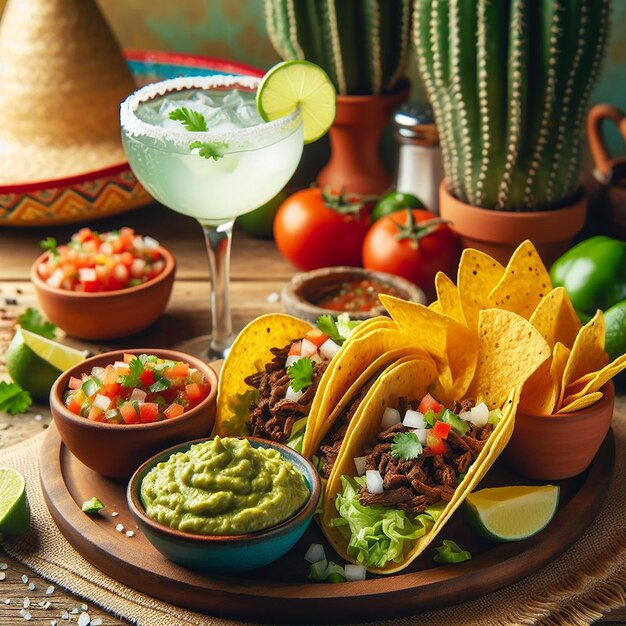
{"left": 321, "top": 357, "right": 522, "bottom": 574}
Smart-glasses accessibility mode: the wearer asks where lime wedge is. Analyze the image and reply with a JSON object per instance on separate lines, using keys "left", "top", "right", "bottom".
{"left": 6, "top": 328, "right": 88, "bottom": 398}
{"left": 0, "top": 468, "right": 30, "bottom": 536}
{"left": 256, "top": 60, "right": 337, "bottom": 144}
{"left": 464, "top": 485, "right": 559, "bottom": 542}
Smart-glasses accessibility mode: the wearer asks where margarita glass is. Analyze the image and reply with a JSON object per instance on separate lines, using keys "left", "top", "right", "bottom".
{"left": 120, "top": 75, "right": 304, "bottom": 359}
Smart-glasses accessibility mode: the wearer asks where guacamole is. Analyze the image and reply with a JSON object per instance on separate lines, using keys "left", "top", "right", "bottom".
{"left": 140, "top": 437, "right": 310, "bottom": 535}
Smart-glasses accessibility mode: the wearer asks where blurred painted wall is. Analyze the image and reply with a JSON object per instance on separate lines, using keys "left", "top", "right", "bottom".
{"left": 1, "top": 0, "right": 624, "bottom": 160}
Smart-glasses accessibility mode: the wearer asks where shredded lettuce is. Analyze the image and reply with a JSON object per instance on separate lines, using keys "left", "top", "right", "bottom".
{"left": 487, "top": 408, "right": 503, "bottom": 426}
{"left": 336, "top": 313, "right": 361, "bottom": 341}
{"left": 222, "top": 388, "right": 260, "bottom": 434}
{"left": 330, "top": 475, "right": 445, "bottom": 568}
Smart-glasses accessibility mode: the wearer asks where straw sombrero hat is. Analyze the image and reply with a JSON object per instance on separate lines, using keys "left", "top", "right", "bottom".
{"left": 0, "top": 0, "right": 136, "bottom": 184}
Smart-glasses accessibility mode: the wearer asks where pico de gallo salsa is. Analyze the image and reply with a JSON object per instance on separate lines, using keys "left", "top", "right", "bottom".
{"left": 315, "top": 279, "right": 402, "bottom": 313}
{"left": 37, "top": 227, "right": 165, "bottom": 292}
{"left": 64, "top": 353, "right": 211, "bottom": 424}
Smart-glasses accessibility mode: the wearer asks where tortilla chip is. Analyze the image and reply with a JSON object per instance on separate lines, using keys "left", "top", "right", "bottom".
{"left": 435, "top": 272, "right": 465, "bottom": 325}
{"left": 562, "top": 353, "right": 626, "bottom": 403}
{"left": 488, "top": 240, "right": 552, "bottom": 320}
{"left": 561, "top": 311, "right": 609, "bottom": 391}
{"left": 529, "top": 287, "right": 582, "bottom": 349}
{"left": 215, "top": 313, "right": 312, "bottom": 436}
{"left": 457, "top": 249, "right": 505, "bottom": 330}
{"left": 467, "top": 309, "right": 551, "bottom": 409}
{"left": 429, "top": 300, "right": 442, "bottom": 313}
{"left": 557, "top": 391, "right": 603, "bottom": 414}
{"left": 518, "top": 358, "right": 556, "bottom": 416}
{"left": 550, "top": 342, "right": 571, "bottom": 413}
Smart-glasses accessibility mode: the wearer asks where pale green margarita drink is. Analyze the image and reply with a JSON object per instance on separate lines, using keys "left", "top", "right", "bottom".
{"left": 120, "top": 75, "right": 304, "bottom": 358}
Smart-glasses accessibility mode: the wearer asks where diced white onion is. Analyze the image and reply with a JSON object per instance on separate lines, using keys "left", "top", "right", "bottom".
{"left": 411, "top": 428, "right": 430, "bottom": 445}
{"left": 381, "top": 407, "right": 401, "bottom": 430}
{"left": 285, "top": 386, "right": 304, "bottom": 403}
{"left": 132, "top": 236, "right": 144, "bottom": 250}
{"left": 403, "top": 410, "right": 426, "bottom": 429}
{"left": 310, "top": 353, "right": 323, "bottom": 365}
{"left": 78, "top": 268, "right": 96, "bottom": 283}
{"left": 285, "top": 355, "right": 301, "bottom": 368}
{"left": 47, "top": 269, "right": 64, "bottom": 288}
{"left": 113, "top": 361, "right": 128, "bottom": 370}
{"left": 365, "top": 470, "right": 384, "bottom": 494}
{"left": 304, "top": 543, "right": 326, "bottom": 564}
{"left": 469, "top": 402, "right": 489, "bottom": 427}
{"left": 93, "top": 394, "right": 111, "bottom": 411}
{"left": 300, "top": 338, "right": 318, "bottom": 358}
{"left": 143, "top": 236, "right": 160, "bottom": 249}
{"left": 459, "top": 411, "right": 472, "bottom": 422}
{"left": 344, "top": 564, "right": 367, "bottom": 582}
{"left": 129, "top": 388, "right": 147, "bottom": 403}
{"left": 354, "top": 456, "right": 367, "bottom": 476}
{"left": 90, "top": 366, "right": 106, "bottom": 381}
{"left": 319, "top": 338, "right": 341, "bottom": 360}
{"left": 130, "top": 258, "right": 146, "bottom": 278}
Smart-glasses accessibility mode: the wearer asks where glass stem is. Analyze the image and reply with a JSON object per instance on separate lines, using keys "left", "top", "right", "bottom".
{"left": 200, "top": 219, "right": 235, "bottom": 360}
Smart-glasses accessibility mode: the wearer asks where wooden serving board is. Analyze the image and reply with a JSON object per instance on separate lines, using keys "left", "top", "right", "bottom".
{"left": 39, "top": 423, "right": 615, "bottom": 624}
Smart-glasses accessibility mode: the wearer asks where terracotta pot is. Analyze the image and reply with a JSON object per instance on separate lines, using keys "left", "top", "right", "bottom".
{"left": 503, "top": 383, "right": 614, "bottom": 480}
{"left": 317, "top": 84, "right": 410, "bottom": 196}
{"left": 50, "top": 349, "right": 218, "bottom": 478}
{"left": 439, "top": 182, "right": 587, "bottom": 266}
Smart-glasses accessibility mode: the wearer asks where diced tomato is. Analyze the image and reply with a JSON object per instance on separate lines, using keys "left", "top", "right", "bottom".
{"left": 119, "top": 251, "right": 134, "bottom": 267}
{"left": 87, "top": 407, "right": 105, "bottom": 422}
{"left": 425, "top": 432, "right": 447, "bottom": 455}
{"left": 139, "top": 369, "right": 154, "bottom": 386}
{"left": 123, "top": 353, "right": 136, "bottom": 363}
{"left": 139, "top": 402, "right": 159, "bottom": 423}
{"left": 68, "top": 376, "right": 82, "bottom": 390}
{"left": 288, "top": 341, "right": 302, "bottom": 356}
{"left": 67, "top": 397, "right": 82, "bottom": 415}
{"left": 418, "top": 393, "right": 444, "bottom": 415}
{"left": 432, "top": 421, "right": 451, "bottom": 439}
{"left": 81, "top": 279, "right": 101, "bottom": 293}
{"left": 185, "top": 383, "right": 203, "bottom": 401}
{"left": 164, "top": 403, "right": 185, "bottom": 419}
{"left": 120, "top": 402, "right": 139, "bottom": 424}
{"left": 103, "top": 366, "right": 118, "bottom": 386}
{"left": 102, "top": 382, "right": 121, "bottom": 397}
{"left": 304, "top": 328, "right": 329, "bottom": 347}
{"left": 164, "top": 362, "right": 189, "bottom": 379}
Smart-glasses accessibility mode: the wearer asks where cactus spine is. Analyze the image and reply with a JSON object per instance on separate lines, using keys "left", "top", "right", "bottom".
{"left": 414, "top": 0, "right": 611, "bottom": 211}
{"left": 265, "top": 0, "right": 413, "bottom": 96}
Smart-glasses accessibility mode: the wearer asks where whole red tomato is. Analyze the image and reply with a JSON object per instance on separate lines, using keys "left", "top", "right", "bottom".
{"left": 273, "top": 188, "right": 370, "bottom": 270}
{"left": 362, "top": 209, "right": 460, "bottom": 299}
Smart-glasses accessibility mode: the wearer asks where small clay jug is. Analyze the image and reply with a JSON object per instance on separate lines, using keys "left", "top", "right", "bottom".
{"left": 586, "top": 104, "right": 626, "bottom": 240}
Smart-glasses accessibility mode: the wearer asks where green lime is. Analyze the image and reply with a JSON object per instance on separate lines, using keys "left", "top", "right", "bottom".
{"left": 6, "top": 328, "right": 88, "bottom": 399}
{"left": 237, "top": 191, "right": 286, "bottom": 239}
{"left": 0, "top": 467, "right": 30, "bottom": 536}
{"left": 604, "top": 300, "right": 626, "bottom": 362}
{"left": 256, "top": 60, "right": 336, "bottom": 144}
{"left": 464, "top": 485, "right": 559, "bottom": 542}
{"left": 372, "top": 191, "right": 426, "bottom": 221}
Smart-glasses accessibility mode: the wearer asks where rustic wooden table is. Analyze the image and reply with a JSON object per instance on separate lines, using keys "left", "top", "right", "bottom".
{"left": 0, "top": 203, "right": 624, "bottom": 625}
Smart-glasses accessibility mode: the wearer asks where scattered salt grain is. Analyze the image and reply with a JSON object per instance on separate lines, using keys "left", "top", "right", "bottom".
{"left": 28, "top": 582, "right": 35, "bottom": 590}
{"left": 0, "top": 562, "right": 7, "bottom": 569}
{"left": 34, "top": 414, "right": 43, "bottom": 422}
{"left": 51, "top": 621, "right": 58, "bottom": 626}
{"left": 3, "top": 598, "right": 10, "bottom": 604}
{"left": 22, "top": 610, "right": 32, "bottom": 620}
{"left": 77, "top": 612, "right": 90, "bottom": 626}
{"left": 91, "top": 619, "right": 103, "bottom": 626}
{"left": 23, "top": 597, "right": 30, "bottom": 608}
{"left": 81, "top": 603, "right": 88, "bottom": 610}
{"left": 46, "top": 585, "right": 55, "bottom": 595}
{"left": 21, "top": 574, "right": 28, "bottom": 583}
{"left": 266, "top": 292, "right": 279, "bottom": 303}
{"left": 115, "top": 523, "right": 124, "bottom": 532}
{"left": 0, "top": 572, "right": 6, "bottom": 581}
{"left": 126, "top": 530, "right": 135, "bottom": 537}
{"left": 70, "top": 607, "right": 79, "bottom": 614}
{"left": 43, "top": 600, "right": 51, "bottom": 609}
{"left": 111, "top": 511, "right": 119, "bottom": 517}
{"left": 61, "top": 610, "right": 69, "bottom": 620}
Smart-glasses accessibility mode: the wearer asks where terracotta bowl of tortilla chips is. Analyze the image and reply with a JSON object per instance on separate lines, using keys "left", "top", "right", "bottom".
{"left": 504, "top": 382, "right": 614, "bottom": 480}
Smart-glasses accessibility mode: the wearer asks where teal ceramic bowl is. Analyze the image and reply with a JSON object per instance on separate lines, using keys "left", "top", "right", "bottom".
{"left": 127, "top": 437, "right": 320, "bottom": 572}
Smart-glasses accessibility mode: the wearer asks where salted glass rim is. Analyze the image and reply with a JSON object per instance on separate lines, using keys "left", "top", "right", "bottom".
{"left": 120, "top": 74, "right": 302, "bottom": 149}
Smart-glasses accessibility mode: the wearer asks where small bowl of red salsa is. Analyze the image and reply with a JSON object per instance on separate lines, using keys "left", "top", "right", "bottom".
{"left": 281, "top": 266, "right": 425, "bottom": 323}
{"left": 31, "top": 227, "right": 175, "bottom": 340}
{"left": 50, "top": 349, "right": 217, "bottom": 478}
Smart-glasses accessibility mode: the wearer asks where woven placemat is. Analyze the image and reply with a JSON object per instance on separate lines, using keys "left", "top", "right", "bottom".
{"left": 3, "top": 413, "right": 626, "bottom": 626}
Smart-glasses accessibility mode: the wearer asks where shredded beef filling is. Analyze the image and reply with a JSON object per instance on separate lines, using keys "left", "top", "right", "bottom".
{"left": 244, "top": 343, "right": 328, "bottom": 443}
{"left": 358, "top": 397, "right": 493, "bottom": 515}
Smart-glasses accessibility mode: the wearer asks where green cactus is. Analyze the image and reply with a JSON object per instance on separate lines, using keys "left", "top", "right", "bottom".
{"left": 414, "top": 0, "right": 611, "bottom": 211}
{"left": 265, "top": 0, "right": 413, "bottom": 96}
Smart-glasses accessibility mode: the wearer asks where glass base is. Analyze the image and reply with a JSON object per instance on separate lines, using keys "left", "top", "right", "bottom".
{"left": 175, "top": 334, "right": 233, "bottom": 362}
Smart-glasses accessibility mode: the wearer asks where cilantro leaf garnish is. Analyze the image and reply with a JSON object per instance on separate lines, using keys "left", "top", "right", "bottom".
{"left": 148, "top": 378, "right": 170, "bottom": 393}
{"left": 39, "top": 237, "right": 58, "bottom": 257}
{"left": 168, "top": 106, "right": 208, "bottom": 132}
{"left": 316, "top": 315, "right": 344, "bottom": 345}
{"left": 189, "top": 140, "right": 227, "bottom": 161}
{"left": 287, "top": 357, "right": 314, "bottom": 392}
{"left": 0, "top": 381, "right": 32, "bottom": 415}
{"left": 18, "top": 307, "right": 57, "bottom": 339}
{"left": 391, "top": 432, "right": 423, "bottom": 460}
{"left": 119, "top": 357, "right": 144, "bottom": 388}
{"left": 433, "top": 540, "right": 472, "bottom": 564}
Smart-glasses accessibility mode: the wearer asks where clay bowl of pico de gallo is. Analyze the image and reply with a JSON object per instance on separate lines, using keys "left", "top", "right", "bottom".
{"left": 50, "top": 348, "right": 217, "bottom": 478}
{"left": 281, "top": 266, "right": 425, "bottom": 324}
{"left": 127, "top": 436, "right": 320, "bottom": 572}
{"left": 31, "top": 227, "right": 175, "bottom": 340}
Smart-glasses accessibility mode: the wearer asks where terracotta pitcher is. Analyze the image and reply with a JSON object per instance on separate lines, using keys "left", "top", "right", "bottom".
{"left": 586, "top": 104, "right": 626, "bottom": 240}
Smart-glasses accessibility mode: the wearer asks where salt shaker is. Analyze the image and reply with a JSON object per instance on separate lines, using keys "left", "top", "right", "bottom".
{"left": 392, "top": 103, "right": 444, "bottom": 214}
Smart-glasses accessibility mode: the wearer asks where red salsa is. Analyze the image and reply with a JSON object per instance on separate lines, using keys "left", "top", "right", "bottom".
{"left": 64, "top": 353, "right": 210, "bottom": 424}
{"left": 315, "top": 279, "right": 401, "bottom": 312}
